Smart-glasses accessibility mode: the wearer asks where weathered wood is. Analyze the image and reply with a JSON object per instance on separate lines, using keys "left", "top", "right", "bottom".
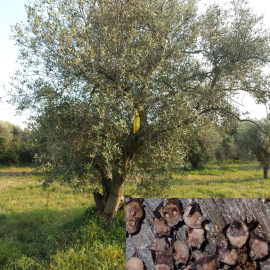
{"left": 126, "top": 198, "right": 270, "bottom": 270}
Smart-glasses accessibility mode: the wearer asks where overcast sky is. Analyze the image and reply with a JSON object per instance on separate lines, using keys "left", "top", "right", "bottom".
{"left": 1, "top": 0, "right": 270, "bottom": 129}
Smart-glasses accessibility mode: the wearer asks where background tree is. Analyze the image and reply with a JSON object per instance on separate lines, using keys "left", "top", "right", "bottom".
{"left": 0, "top": 121, "right": 33, "bottom": 165}
{"left": 9, "top": 0, "right": 270, "bottom": 218}
{"left": 187, "top": 124, "right": 223, "bottom": 168}
{"left": 186, "top": 123, "right": 238, "bottom": 168}
{"left": 235, "top": 119, "right": 270, "bottom": 179}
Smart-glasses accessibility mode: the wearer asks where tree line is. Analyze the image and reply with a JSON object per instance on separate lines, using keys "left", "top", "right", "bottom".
{"left": 0, "top": 121, "right": 33, "bottom": 165}
{"left": 2, "top": 117, "right": 270, "bottom": 178}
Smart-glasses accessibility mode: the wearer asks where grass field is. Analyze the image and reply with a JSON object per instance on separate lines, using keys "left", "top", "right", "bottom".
{"left": 0, "top": 166, "right": 125, "bottom": 270}
{"left": 169, "top": 160, "right": 270, "bottom": 198}
{"left": 125, "top": 160, "right": 270, "bottom": 198}
{"left": 1, "top": 161, "right": 269, "bottom": 269}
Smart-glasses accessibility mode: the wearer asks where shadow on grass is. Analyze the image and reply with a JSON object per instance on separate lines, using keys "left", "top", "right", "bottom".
{"left": 0, "top": 206, "right": 125, "bottom": 268}
{"left": 0, "top": 171, "right": 32, "bottom": 178}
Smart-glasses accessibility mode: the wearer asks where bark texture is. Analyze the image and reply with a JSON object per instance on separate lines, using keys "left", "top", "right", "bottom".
{"left": 93, "top": 168, "right": 125, "bottom": 219}
{"left": 126, "top": 198, "right": 270, "bottom": 270}
{"left": 103, "top": 172, "right": 125, "bottom": 217}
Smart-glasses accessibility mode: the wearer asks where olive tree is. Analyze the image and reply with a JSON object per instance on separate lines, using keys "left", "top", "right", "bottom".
{"left": 235, "top": 119, "right": 270, "bottom": 179}
{"left": 10, "top": 0, "right": 270, "bottom": 218}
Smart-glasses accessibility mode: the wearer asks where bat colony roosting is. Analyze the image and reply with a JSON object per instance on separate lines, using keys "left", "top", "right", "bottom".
{"left": 126, "top": 198, "right": 270, "bottom": 270}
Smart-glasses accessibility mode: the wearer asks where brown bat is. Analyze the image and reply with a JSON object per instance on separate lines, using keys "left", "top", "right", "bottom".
{"left": 186, "top": 244, "right": 224, "bottom": 270}
{"left": 126, "top": 257, "right": 145, "bottom": 270}
{"left": 147, "top": 236, "right": 170, "bottom": 251}
{"left": 126, "top": 249, "right": 145, "bottom": 270}
{"left": 172, "top": 232, "right": 190, "bottom": 266}
{"left": 222, "top": 218, "right": 256, "bottom": 249}
{"left": 126, "top": 198, "right": 144, "bottom": 237}
{"left": 151, "top": 246, "right": 174, "bottom": 270}
{"left": 183, "top": 202, "right": 210, "bottom": 229}
{"left": 227, "top": 258, "right": 258, "bottom": 270}
{"left": 237, "top": 245, "right": 248, "bottom": 267}
{"left": 249, "top": 230, "right": 270, "bottom": 260}
{"left": 217, "top": 240, "right": 238, "bottom": 266}
{"left": 147, "top": 232, "right": 174, "bottom": 270}
{"left": 186, "top": 227, "right": 205, "bottom": 249}
{"left": 154, "top": 264, "right": 171, "bottom": 270}
{"left": 155, "top": 199, "right": 184, "bottom": 228}
{"left": 153, "top": 205, "right": 171, "bottom": 237}
{"left": 228, "top": 266, "right": 242, "bottom": 270}
{"left": 244, "top": 258, "right": 258, "bottom": 270}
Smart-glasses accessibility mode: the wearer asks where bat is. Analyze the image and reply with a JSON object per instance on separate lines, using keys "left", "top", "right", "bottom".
{"left": 186, "top": 227, "right": 205, "bottom": 249}
{"left": 126, "top": 256, "right": 145, "bottom": 270}
{"left": 249, "top": 230, "right": 270, "bottom": 260}
{"left": 151, "top": 247, "right": 174, "bottom": 270}
{"left": 153, "top": 204, "right": 171, "bottom": 237}
{"left": 126, "top": 249, "right": 145, "bottom": 270}
{"left": 126, "top": 198, "right": 144, "bottom": 237}
{"left": 244, "top": 258, "right": 258, "bottom": 270}
{"left": 153, "top": 264, "right": 171, "bottom": 270}
{"left": 183, "top": 202, "right": 210, "bottom": 229}
{"left": 155, "top": 199, "right": 184, "bottom": 228}
{"left": 222, "top": 218, "right": 256, "bottom": 249}
{"left": 227, "top": 266, "right": 243, "bottom": 270}
{"left": 217, "top": 240, "right": 238, "bottom": 266}
{"left": 236, "top": 245, "right": 248, "bottom": 267}
{"left": 185, "top": 244, "right": 224, "bottom": 270}
{"left": 147, "top": 236, "right": 173, "bottom": 269}
{"left": 171, "top": 232, "right": 190, "bottom": 266}
{"left": 227, "top": 258, "right": 258, "bottom": 270}
{"left": 147, "top": 236, "right": 170, "bottom": 251}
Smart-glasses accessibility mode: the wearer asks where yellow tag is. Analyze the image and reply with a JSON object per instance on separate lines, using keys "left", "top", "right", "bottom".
{"left": 134, "top": 108, "right": 140, "bottom": 134}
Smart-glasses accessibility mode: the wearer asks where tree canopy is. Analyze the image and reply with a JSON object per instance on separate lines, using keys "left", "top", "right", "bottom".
{"left": 9, "top": 0, "right": 270, "bottom": 218}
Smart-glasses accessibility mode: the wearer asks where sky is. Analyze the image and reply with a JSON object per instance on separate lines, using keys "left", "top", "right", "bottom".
{"left": 1, "top": 0, "right": 270, "bottom": 129}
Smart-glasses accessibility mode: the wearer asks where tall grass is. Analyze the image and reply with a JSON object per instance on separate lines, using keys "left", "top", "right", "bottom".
{"left": 0, "top": 167, "right": 125, "bottom": 270}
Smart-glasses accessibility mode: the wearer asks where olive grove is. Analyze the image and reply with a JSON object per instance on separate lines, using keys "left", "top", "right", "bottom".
{"left": 9, "top": 0, "right": 270, "bottom": 218}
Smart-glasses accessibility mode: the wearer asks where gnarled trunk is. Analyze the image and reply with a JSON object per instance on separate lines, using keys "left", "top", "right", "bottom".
{"left": 103, "top": 171, "right": 125, "bottom": 219}
{"left": 93, "top": 128, "right": 143, "bottom": 218}
{"left": 93, "top": 165, "right": 126, "bottom": 219}
{"left": 93, "top": 164, "right": 113, "bottom": 212}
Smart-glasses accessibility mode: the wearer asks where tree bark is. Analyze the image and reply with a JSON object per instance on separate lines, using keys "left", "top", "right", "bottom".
{"left": 103, "top": 170, "right": 125, "bottom": 219}
{"left": 93, "top": 163, "right": 113, "bottom": 212}
{"left": 126, "top": 198, "right": 270, "bottom": 270}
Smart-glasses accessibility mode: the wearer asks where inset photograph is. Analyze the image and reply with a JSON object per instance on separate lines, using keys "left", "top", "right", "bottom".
{"left": 126, "top": 198, "right": 270, "bottom": 270}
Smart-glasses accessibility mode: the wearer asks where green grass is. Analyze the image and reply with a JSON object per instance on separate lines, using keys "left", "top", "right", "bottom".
{"left": 125, "top": 160, "right": 270, "bottom": 198}
{"left": 170, "top": 160, "right": 270, "bottom": 197}
{"left": 0, "top": 167, "right": 125, "bottom": 270}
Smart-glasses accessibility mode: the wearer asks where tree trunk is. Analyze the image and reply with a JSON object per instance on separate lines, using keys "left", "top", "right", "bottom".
{"left": 93, "top": 166, "right": 125, "bottom": 219}
{"left": 93, "top": 163, "right": 113, "bottom": 212}
{"left": 93, "top": 128, "right": 142, "bottom": 218}
{"left": 126, "top": 198, "right": 270, "bottom": 270}
{"left": 103, "top": 171, "right": 125, "bottom": 219}
{"left": 264, "top": 162, "right": 268, "bottom": 179}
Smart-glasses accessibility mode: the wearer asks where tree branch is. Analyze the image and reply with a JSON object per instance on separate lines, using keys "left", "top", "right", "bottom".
{"left": 200, "top": 107, "right": 270, "bottom": 134}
